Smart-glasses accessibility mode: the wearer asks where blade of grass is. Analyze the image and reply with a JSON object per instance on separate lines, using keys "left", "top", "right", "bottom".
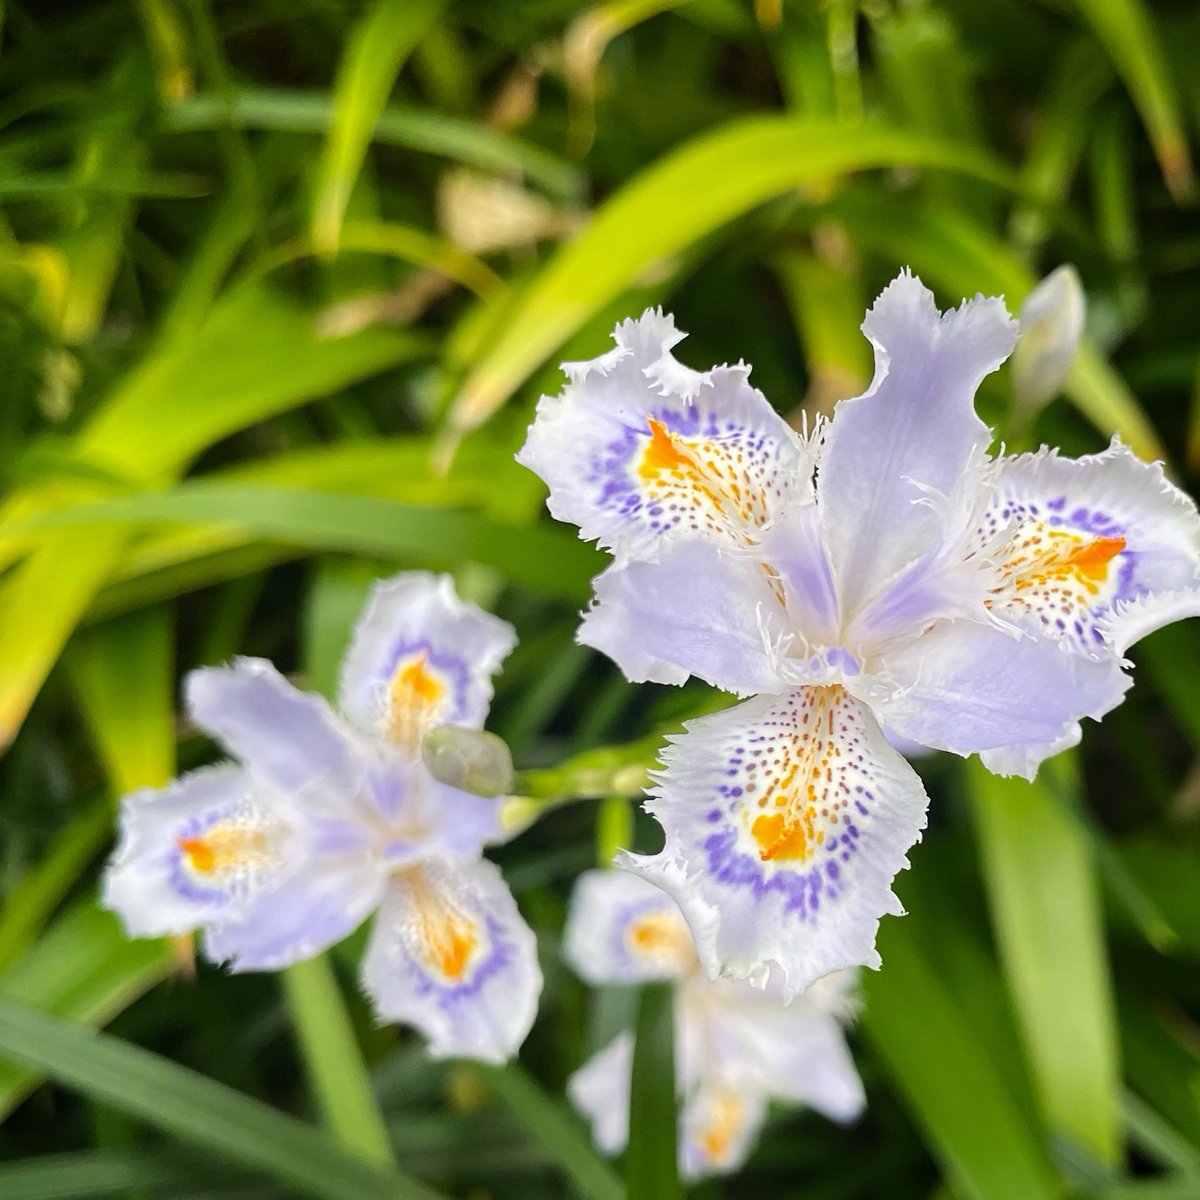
{"left": 69, "top": 606, "right": 174, "bottom": 795}
{"left": 0, "top": 901, "right": 174, "bottom": 1121}
{"left": 967, "top": 754, "right": 1120, "bottom": 1167}
{"left": 0, "top": 1148, "right": 238, "bottom": 1200}
{"left": 11, "top": 482, "right": 603, "bottom": 602}
{"left": 282, "top": 957, "right": 395, "bottom": 1167}
{"left": 861, "top": 908, "right": 1063, "bottom": 1200}
{"left": 311, "top": 0, "right": 446, "bottom": 255}
{"left": 443, "top": 117, "right": 1013, "bottom": 448}
{"left": 163, "top": 88, "right": 583, "bottom": 200}
{"left": 0, "top": 991, "right": 448, "bottom": 1200}
{"left": 477, "top": 1062, "right": 626, "bottom": 1200}
{"left": 626, "top": 983, "right": 679, "bottom": 1200}
{"left": 1072, "top": 0, "right": 1193, "bottom": 200}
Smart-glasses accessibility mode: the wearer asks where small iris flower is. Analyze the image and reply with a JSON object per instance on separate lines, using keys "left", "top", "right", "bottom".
{"left": 519, "top": 271, "right": 1200, "bottom": 997}
{"left": 565, "top": 870, "right": 864, "bottom": 1180}
{"left": 104, "top": 572, "right": 542, "bottom": 1063}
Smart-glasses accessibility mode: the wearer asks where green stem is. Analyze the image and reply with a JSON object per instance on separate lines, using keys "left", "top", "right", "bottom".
{"left": 281, "top": 955, "right": 395, "bottom": 1167}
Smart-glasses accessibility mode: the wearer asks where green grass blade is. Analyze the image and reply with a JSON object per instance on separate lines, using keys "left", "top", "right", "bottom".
{"left": 968, "top": 754, "right": 1120, "bottom": 1167}
{"left": 80, "top": 280, "right": 429, "bottom": 481}
{"left": 0, "top": 902, "right": 174, "bottom": 1121}
{"left": 0, "top": 528, "right": 129, "bottom": 749}
{"left": 163, "top": 89, "right": 583, "bottom": 200}
{"left": 443, "top": 117, "right": 1013, "bottom": 446}
{"left": 69, "top": 606, "right": 174, "bottom": 795}
{"left": 0, "top": 991, "right": 448, "bottom": 1200}
{"left": 0, "top": 1148, "right": 236, "bottom": 1200}
{"left": 861, "top": 916, "right": 1063, "bottom": 1200}
{"left": 1072, "top": 0, "right": 1193, "bottom": 200}
{"left": 282, "top": 957, "right": 396, "bottom": 1167}
{"left": 478, "top": 1063, "right": 626, "bottom": 1200}
{"left": 626, "top": 983, "right": 679, "bottom": 1200}
{"left": 12, "top": 482, "right": 603, "bottom": 602}
{"left": 311, "top": 0, "right": 446, "bottom": 255}
{"left": 0, "top": 797, "right": 112, "bottom": 972}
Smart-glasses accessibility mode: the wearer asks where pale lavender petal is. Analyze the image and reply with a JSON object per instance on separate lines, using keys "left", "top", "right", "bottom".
{"left": 187, "top": 659, "right": 364, "bottom": 799}
{"left": 817, "top": 272, "right": 1017, "bottom": 615}
{"left": 977, "top": 439, "right": 1200, "bottom": 656}
{"left": 678, "top": 1083, "right": 766, "bottom": 1180}
{"left": 578, "top": 545, "right": 797, "bottom": 695}
{"left": 368, "top": 757, "right": 504, "bottom": 861}
{"left": 564, "top": 870, "right": 695, "bottom": 985}
{"left": 339, "top": 572, "right": 515, "bottom": 751}
{"left": 360, "top": 857, "right": 541, "bottom": 1063}
{"left": 872, "top": 620, "right": 1131, "bottom": 779}
{"left": 621, "top": 687, "right": 930, "bottom": 1000}
{"left": 518, "top": 309, "right": 813, "bottom": 564}
{"left": 567, "top": 1033, "right": 633, "bottom": 1157}
{"left": 203, "top": 853, "right": 385, "bottom": 970}
{"left": 103, "top": 765, "right": 297, "bottom": 937}
{"left": 683, "top": 975, "right": 865, "bottom": 1122}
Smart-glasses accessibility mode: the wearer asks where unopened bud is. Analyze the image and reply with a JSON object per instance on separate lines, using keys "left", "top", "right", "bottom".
{"left": 422, "top": 725, "right": 515, "bottom": 798}
{"left": 1012, "top": 265, "right": 1085, "bottom": 418}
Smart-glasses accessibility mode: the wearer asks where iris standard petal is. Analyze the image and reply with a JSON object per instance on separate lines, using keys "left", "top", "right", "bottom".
{"left": 620, "top": 687, "right": 930, "bottom": 1000}
{"left": 567, "top": 1032, "right": 634, "bottom": 1157}
{"left": 518, "top": 309, "right": 813, "bottom": 564}
{"left": 103, "top": 764, "right": 299, "bottom": 938}
{"left": 203, "top": 852, "right": 386, "bottom": 971}
{"left": 873, "top": 619, "right": 1132, "bottom": 778}
{"left": 578, "top": 544, "right": 798, "bottom": 695}
{"left": 360, "top": 857, "right": 542, "bottom": 1062}
{"left": 186, "top": 659, "right": 364, "bottom": 799}
{"left": 679, "top": 1083, "right": 767, "bottom": 1180}
{"left": 977, "top": 439, "right": 1200, "bottom": 655}
{"left": 683, "top": 975, "right": 865, "bottom": 1123}
{"left": 817, "top": 271, "right": 1017, "bottom": 615}
{"left": 339, "top": 572, "right": 516, "bottom": 753}
{"left": 564, "top": 870, "right": 696, "bottom": 985}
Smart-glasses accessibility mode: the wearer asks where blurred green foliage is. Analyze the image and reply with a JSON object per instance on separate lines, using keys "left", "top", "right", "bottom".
{"left": 0, "top": 1, "right": 1199, "bottom": 1197}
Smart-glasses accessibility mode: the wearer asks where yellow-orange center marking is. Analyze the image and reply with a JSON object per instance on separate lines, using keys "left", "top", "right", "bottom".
{"left": 177, "top": 827, "right": 268, "bottom": 876}
{"left": 407, "top": 870, "right": 481, "bottom": 984}
{"left": 627, "top": 911, "right": 693, "bottom": 966}
{"left": 749, "top": 687, "right": 843, "bottom": 863}
{"left": 386, "top": 652, "right": 447, "bottom": 748}
{"left": 698, "top": 1092, "right": 743, "bottom": 1165}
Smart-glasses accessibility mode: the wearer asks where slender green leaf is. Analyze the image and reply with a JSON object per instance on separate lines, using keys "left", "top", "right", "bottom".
{"left": 444, "top": 117, "right": 1014, "bottom": 445}
{"left": 163, "top": 89, "right": 583, "bottom": 200}
{"left": 0, "top": 992, "right": 447, "bottom": 1200}
{"left": 0, "top": 902, "right": 173, "bottom": 1120}
{"left": 282, "top": 957, "right": 396, "bottom": 1167}
{"left": 968, "top": 754, "right": 1120, "bottom": 1166}
{"left": 0, "top": 1148, "right": 238, "bottom": 1200}
{"left": 0, "top": 798, "right": 112, "bottom": 972}
{"left": 79, "top": 280, "right": 429, "bottom": 482}
{"left": 478, "top": 1062, "right": 626, "bottom": 1200}
{"left": 626, "top": 983, "right": 679, "bottom": 1200}
{"left": 861, "top": 914, "right": 1062, "bottom": 1200}
{"left": 1072, "top": 0, "right": 1193, "bottom": 199}
{"left": 311, "top": 0, "right": 447, "bottom": 254}
{"left": 12, "top": 482, "right": 603, "bottom": 601}
{"left": 69, "top": 605, "right": 174, "bottom": 795}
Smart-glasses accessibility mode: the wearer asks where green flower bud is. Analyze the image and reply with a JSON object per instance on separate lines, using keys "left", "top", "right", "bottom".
{"left": 422, "top": 725, "right": 515, "bottom": 798}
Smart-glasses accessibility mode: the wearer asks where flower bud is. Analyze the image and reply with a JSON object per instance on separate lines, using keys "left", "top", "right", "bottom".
{"left": 422, "top": 725, "right": 515, "bottom": 798}
{"left": 1011, "top": 265, "right": 1085, "bottom": 419}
